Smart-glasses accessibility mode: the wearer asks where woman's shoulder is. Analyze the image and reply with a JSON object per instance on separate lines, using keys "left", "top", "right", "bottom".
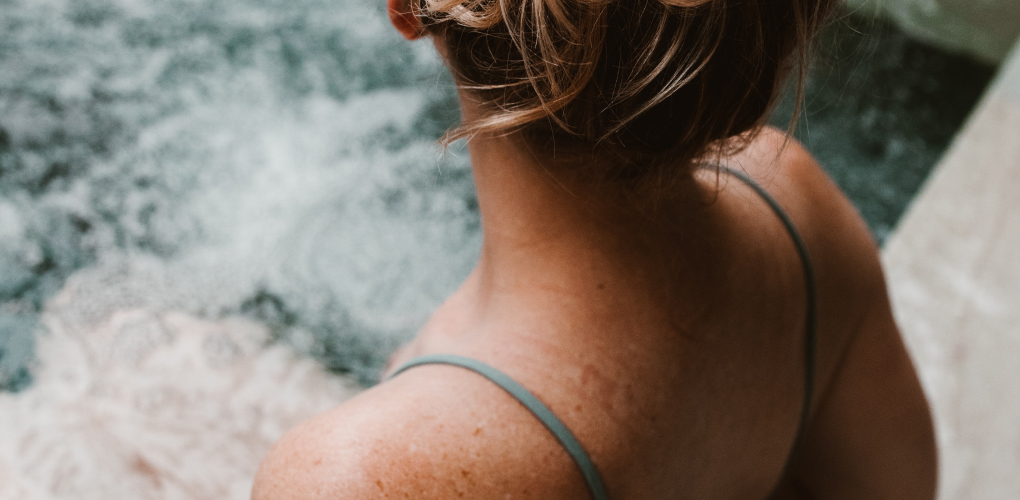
{"left": 723, "top": 125, "right": 892, "bottom": 404}
{"left": 728, "top": 127, "right": 937, "bottom": 497}
{"left": 251, "top": 363, "right": 592, "bottom": 500}
{"left": 727, "top": 125, "right": 886, "bottom": 306}
{"left": 726, "top": 126, "right": 876, "bottom": 252}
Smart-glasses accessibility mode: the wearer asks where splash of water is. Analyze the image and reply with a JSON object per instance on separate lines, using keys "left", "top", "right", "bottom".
{"left": 0, "top": 0, "right": 477, "bottom": 389}
{"left": 0, "top": 1, "right": 478, "bottom": 496}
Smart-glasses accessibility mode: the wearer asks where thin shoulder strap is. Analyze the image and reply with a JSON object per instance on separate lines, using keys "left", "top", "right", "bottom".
{"left": 389, "top": 354, "right": 609, "bottom": 500}
{"left": 718, "top": 165, "right": 818, "bottom": 462}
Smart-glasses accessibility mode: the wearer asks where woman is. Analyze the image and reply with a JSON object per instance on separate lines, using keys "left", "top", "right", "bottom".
{"left": 253, "top": 0, "right": 937, "bottom": 498}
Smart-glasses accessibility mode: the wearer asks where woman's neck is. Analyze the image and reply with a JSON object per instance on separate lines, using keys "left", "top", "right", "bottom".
{"left": 420, "top": 130, "right": 721, "bottom": 349}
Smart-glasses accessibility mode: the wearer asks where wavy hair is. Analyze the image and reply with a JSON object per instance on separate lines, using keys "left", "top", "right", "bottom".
{"left": 417, "top": 0, "right": 837, "bottom": 183}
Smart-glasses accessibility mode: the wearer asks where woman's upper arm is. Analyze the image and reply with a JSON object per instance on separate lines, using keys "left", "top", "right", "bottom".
{"left": 785, "top": 287, "right": 938, "bottom": 499}
{"left": 772, "top": 139, "right": 938, "bottom": 499}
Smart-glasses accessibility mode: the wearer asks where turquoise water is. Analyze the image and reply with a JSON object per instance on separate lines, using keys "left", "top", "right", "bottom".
{"left": 770, "top": 13, "right": 996, "bottom": 242}
{"left": 0, "top": 0, "right": 477, "bottom": 389}
{"left": 0, "top": 1, "right": 996, "bottom": 391}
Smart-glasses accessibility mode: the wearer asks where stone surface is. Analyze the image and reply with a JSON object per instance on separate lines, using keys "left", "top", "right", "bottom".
{"left": 882, "top": 38, "right": 1020, "bottom": 498}
{"left": 846, "top": 0, "right": 1020, "bottom": 63}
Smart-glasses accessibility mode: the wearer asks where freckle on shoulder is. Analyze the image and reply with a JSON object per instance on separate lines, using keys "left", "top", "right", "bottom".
{"left": 252, "top": 394, "right": 397, "bottom": 499}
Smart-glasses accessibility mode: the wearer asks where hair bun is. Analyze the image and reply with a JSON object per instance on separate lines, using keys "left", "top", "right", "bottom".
{"left": 419, "top": 0, "right": 838, "bottom": 184}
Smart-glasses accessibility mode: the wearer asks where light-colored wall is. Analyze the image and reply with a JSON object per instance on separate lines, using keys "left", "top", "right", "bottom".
{"left": 846, "top": 0, "right": 1020, "bottom": 64}
{"left": 883, "top": 38, "right": 1020, "bottom": 498}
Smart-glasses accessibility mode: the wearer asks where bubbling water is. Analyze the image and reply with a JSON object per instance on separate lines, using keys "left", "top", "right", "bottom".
{"left": 0, "top": 0, "right": 477, "bottom": 388}
{"left": 0, "top": 1, "right": 477, "bottom": 497}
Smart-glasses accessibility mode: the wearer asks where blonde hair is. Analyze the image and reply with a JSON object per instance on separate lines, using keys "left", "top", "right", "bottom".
{"left": 418, "top": 0, "right": 836, "bottom": 182}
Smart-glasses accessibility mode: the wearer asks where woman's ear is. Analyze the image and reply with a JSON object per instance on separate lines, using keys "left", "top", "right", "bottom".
{"left": 387, "top": 0, "right": 426, "bottom": 41}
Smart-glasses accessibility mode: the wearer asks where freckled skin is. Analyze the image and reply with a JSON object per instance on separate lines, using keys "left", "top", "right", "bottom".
{"left": 252, "top": 125, "right": 936, "bottom": 500}
{"left": 251, "top": 2, "right": 937, "bottom": 499}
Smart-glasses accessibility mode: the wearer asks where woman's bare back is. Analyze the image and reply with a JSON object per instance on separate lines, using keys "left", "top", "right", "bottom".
{"left": 251, "top": 128, "right": 936, "bottom": 499}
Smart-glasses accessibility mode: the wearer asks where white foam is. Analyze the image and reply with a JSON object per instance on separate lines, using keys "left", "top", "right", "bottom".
{"left": 0, "top": 0, "right": 479, "bottom": 496}
{"left": 0, "top": 275, "right": 359, "bottom": 500}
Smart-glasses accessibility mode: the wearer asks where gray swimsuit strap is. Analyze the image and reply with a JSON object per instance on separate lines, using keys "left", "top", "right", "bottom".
{"left": 389, "top": 166, "right": 817, "bottom": 500}
{"left": 389, "top": 354, "right": 609, "bottom": 500}
{"left": 718, "top": 165, "right": 817, "bottom": 461}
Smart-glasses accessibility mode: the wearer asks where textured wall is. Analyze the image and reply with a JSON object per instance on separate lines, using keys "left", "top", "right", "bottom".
{"left": 883, "top": 39, "right": 1020, "bottom": 498}
{"left": 846, "top": 0, "right": 1020, "bottom": 63}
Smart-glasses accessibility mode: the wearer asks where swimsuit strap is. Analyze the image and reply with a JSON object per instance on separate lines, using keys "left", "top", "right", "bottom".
{"left": 389, "top": 166, "right": 816, "bottom": 500}
{"left": 717, "top": 165, "right": 818, "bottom": 470}
{"left": 389, "top": 354, "right": 609, "bottom": 500}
